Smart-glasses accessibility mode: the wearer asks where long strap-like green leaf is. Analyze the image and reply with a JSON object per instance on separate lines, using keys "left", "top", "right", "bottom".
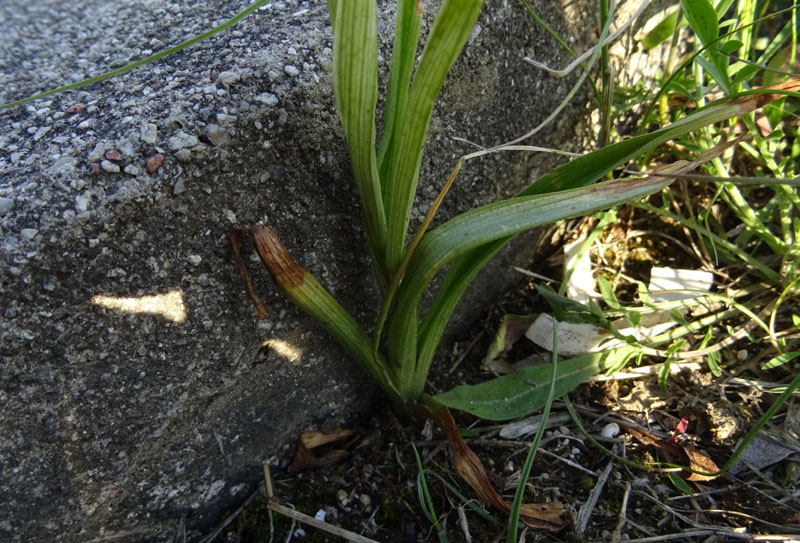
{"left": 382, "top": 0, "right": 483, "bottom": 272}
{"left": 377, "top": 0, "right": 422, "bottom": 186}
{"left": 329, "top": 0, "right": 388, "bottom": 285}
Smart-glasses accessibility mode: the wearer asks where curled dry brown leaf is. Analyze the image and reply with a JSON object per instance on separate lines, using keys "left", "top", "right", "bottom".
{"left": 624, "top": 425, "right": 720, "bottom": 482}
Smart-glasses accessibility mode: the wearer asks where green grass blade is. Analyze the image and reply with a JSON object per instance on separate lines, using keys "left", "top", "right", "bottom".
{"left": 507, "top": 320, "right": 559, "bottom": 540}
{"left": 382, "top": 0, "right": 483, "bottom": 272}
{"left": 330, "top": 0, "right": 388, "bottom": 282}
{"left": 0, "top": 0, "right": 273, "bottom": 110}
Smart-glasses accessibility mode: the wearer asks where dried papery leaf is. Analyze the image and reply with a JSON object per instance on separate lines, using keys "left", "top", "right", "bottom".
{"left": 625, "top": 426, "right": 720, "bottom": 481}
{"left": 300, "top": 428, "right": 358, "bottom": 449}
{"left": 289, "top": 429, "right": 360, "bottom": 474}
{"left": 416, "top": 398, "right": 567, "bottom": 530}
{"left": 229, "top": 228, "right": 268, "bottom": 319}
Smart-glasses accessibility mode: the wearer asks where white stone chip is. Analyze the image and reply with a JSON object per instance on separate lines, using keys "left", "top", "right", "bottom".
{"left": 141, "top": 123, "right": 158, "bottom": 144}
{"left": 0, "top": 197, "right": 14, "bottom": 215}
{"left": 284, "top": 65, "right": 300, "bottom": 77}
{"left": 216, "top": 70, "right": 241, "bottom": 87}
{"left": 100, "top": 160, "right": 120, "bottom": 173}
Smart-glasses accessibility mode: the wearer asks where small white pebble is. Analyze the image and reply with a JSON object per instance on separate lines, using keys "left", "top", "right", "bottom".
{"left": 600, "top": 422, "right": 620, "bottom": 439}
{"left": 336, "top": 489, "right": 349, "bottom": 506}
{"left": 101, "top": 160, "right": 120, "bottom": 173}
{"left": 187, "top": 255, "right": 202, "bottom": 266}
{"left": 737, "top": 349, "right": 748, "bottom": 361}
{"left": 359, "top": 494, "right": 371, "bottom": 507}
{"left": 314, "top": 509, "right": 326, "bottom": 522}
{"left": 284, "top": 65, "right": 300, "bottom": 77}
{"left": 571, "top": 447, "right": 581, "bottom": 456}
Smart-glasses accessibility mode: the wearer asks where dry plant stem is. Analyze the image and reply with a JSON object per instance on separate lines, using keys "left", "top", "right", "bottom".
{"left": 198, "top": 489, "right": 261, "bottom": 543}
{"left": 575, "top": 456, "right": 615, "bottom": 535}
{"left": 266, "top": 500, "right": 381, "bottom": 543}
{"left": 412, "top": 396, "right": 567, "bottom": 530}
{"left": 522, "top": 0, "right": 651, "bottom": 77}
{"left": 611, "top": 481, "right": 632, "bottom": 543}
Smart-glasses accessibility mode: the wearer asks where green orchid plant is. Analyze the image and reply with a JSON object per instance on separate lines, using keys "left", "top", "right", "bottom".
{"left": 229, "top": 0, "right": 798, "bottom": 530}
{"left": 235, "top": 0, "right": 795, "bottom": 409}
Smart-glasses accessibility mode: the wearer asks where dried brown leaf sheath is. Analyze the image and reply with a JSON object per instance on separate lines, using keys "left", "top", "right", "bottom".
{"left": 625, "top": 426, "right": 720, "bottom": 481}
{"left": 247, "top": 225, "right": 307, "bottom": 289}
{"left": 229, "top": 228, "right": 268, "bottom": 319}
{"left": 230, "top": 225, "right": 309, "bottom": 319}
{"left": 416, "top": 399, "right": 567, "bottom": 531}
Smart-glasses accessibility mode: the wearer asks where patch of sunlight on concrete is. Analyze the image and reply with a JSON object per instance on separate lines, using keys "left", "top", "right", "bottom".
{"left": 263, "top": 339, "right": 303, "bottom": 363}
{"left": 91, "top": 290, "right": 187, "bottom": 322}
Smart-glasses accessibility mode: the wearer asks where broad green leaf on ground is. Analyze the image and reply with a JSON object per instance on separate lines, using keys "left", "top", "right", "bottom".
{"left": 435, "top": 351, "right": 626, "bottom": 420}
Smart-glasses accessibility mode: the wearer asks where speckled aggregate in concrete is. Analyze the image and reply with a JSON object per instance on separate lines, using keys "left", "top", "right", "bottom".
{"left": 0, "top": 0, "right": 635, "bottom": 540}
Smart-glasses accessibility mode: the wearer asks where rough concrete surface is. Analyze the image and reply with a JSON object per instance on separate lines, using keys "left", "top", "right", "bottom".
{"left": 0, "top": 0, "right": 660, "bottom": 540}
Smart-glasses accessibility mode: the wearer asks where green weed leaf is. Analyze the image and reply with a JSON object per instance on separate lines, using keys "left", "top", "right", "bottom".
{"left": 435, "top": 352, "right": 615, "bottom": 420}
{"left": 681, "top": 0, "right": 719, "bottom": 49}
{"left": 762, "top": 351, "right": 800, "bottom": 370}
{"left": 597, "top": 276, "right": 621, "bottom": 310}
{"left": 642, "top": 10, "right": 679, "bottom": 51}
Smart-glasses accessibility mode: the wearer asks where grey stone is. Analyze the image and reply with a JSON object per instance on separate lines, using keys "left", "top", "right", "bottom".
{"left": 173, "top": 177, "right": 188, "bottom": 195}
{"left": 205, "top": 124, "right": 231, "bottom": 147}
{"left": 32, "top": 126, "right": 51, "bottom": 141}
{"left": 0, "top": 0, "right": 663, "bottom": 541}
{"left": 0, "top": 197, "right": 13, "bottom": 215}
{"left": 284, "top": 65, "right": 300, "bottom": 77}
{"left": 20, "top": 228, "right": 39, "bottom": 240}
{"left": 216, "top": 113, "right": 237, "bottom": 125}
{"left": 174, "top": 148, "right": 192, "bottom": 163}
{"left": 140, "top": 123, "right": 158, "bottom": 144}
{"left": 168, "top": 130, "right": 200, "bottom": 151}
